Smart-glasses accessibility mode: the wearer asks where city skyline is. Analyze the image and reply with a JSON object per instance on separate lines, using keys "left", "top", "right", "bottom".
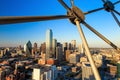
{"left": 0, "top": 0, "right": 120, "bottom": 48}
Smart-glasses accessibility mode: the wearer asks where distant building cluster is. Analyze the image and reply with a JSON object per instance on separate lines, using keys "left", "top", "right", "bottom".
{"left": 0, "top": 29, "right": 120, "bottom": 80}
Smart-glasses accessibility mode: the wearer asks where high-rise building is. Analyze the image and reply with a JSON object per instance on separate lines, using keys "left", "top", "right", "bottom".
{"left": 32, "top": 68, "right": 41, "bottom": 80}
{"left": 0, "top": 68, "right": 6, "bottom": 80}
{"left": 63, "top": 42, "right": 67, "bottom": 51}
{"left": 92, "top": 54, "right": 106, "bottom": 68}
{"left": 24, "top": 45, "right": 27, "bottom": 52}
{"left": 40, "top": 42, "right": 46, "bottom": 53}
{"left": 117, "top": 61, "right": 120, "bottom": 79}
{"left": 82, "top": 62, "right": 95, "bottom": 80}
{"left": 52, "top": 39, "right": 57, "bottom": 57}
{"left": 32, "top": 42, "right": 38, "bottom": 56}
{"left": 0, "top": 50, "right": 4, "bottom": 58}
{"left": 78, "top": 43, "right": 84, "bottom": 53}
{"left": 65, "top": 50, "right": 71, "bottom": 61}
{"left": 32, "top": 65, "right": 58, "bottom": 80}
{"left": 68, "top": 43, "right": 72, "bottom": 50}
{"left": 63, "top": 42, "right": 67, "bottom": 60}
{"left": 18, "top": 45, "right": 22, "bottom": 50}
{"left": 34, "top": 42, "right": 37, "bottom": 51}
{"left": 71, "top": 40, "right": 76, "bottom": 51}
{"left": 69, "top": 52, "right": 80, "bottom": 64}
{"left": 56, "top": 46, "right": 62, "bottom": 63}
{"left": 63, "top": 42, "right": 67, "bottom": 52}
{"left": 57, "top": 42, "right": 62, "bottom": 47}
{"left": 24, "top": 41, "right": 32, "bottom": 57}
{"left": 46, "top": 29, "right": 53, "bottom": 59}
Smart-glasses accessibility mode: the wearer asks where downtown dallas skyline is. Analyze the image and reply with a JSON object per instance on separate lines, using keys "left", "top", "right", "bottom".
{"left": 0, "top": 28, "right": 119, "bottom": 48}
{"left": 0, "top": 0, "right": 120, "bottom": 48}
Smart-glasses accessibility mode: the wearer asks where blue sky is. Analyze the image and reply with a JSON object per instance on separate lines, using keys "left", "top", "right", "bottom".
{"left": 0, "top": 0, "right": 120, "bottom": 48}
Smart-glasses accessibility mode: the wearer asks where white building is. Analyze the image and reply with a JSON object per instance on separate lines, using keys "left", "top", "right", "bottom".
{"left": 82, "top": 62, "right": 95, "bottom": 80}
{"left": 0, "top": 50, "right": 4, "bottom": 58}
{"left": 32, "top": 68, "right": 41, "bottom": 80}
{"left": 78, "top": 43, "right": 84, "bottom": 53}
{"left": 32, "top": 65, "right": 58, "bottom": 80}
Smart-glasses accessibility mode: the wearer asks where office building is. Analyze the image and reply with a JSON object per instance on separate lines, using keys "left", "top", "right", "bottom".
{"left": 80, "top": 56, "right": 88, "bottom": 62}
{"left": 65, "top": 50, "right": 71, "bottom": 61}
{"left": 34, "top": 42, "right": 37, "bottom": 51}
{"left": 63, "top": 42, "right": 67, "bottom": 59}
{"left": 0, "top": 50, "right": 4, "bottom": 58}
{"left": 107, "top": 64, "right": 117, "bottom": 77}
{"left": 82, "top": 62, "right": 95, "bottom": 80}
{"left": 32, "top": 42, "right": 38, "bottom": 56}
{"left": 63, "top": 42, "right": 67, "bottom": 52}
{"left": 0, "top": 68, "right": 6, "bottom": 80}
{"left": 56, "top": 46, "right": 62, "bottom": 63}
{"left": 92, "top": 54, "right": 106, "bottom": 68}
{"left": 78, "top": 43, "right": 84, "bottom": 53}
{"left": 52, "top": 39, "right": 57, "bottom": 57}
{"left": 40, "top": 42, "right": 46, "bottom": 53}
{"left": 46, "top": 29, "right": 53, "bottom": 59}
{"left": 57, "top": 42, "right": 62, "bottom": 47}
{"left": 68, "top": 43, "right": 72, "bottom": 50}
{"left": 71, "top": 40, "right": 76, "bottom": 51}
{"left": 32, "top": 65, "right": 57, "bottom": 80}
{"left": 24, "top": 41, "right": 32, "bottom": 57}
{"left": 32, "top": 68, "right": 41, "bottom": 80}
{"left": 18, "top": 45, "right": 22, "bottom": 50}
{"left": 117, "top": 61, "right": 120, "bottom": 79}
{"left": 69, "top": 52, "right": 80, "bottom": 64}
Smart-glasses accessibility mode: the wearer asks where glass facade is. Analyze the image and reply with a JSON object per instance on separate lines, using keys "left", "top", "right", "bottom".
{"left": 46, "top": 29, "right": 53, "bottom": 59}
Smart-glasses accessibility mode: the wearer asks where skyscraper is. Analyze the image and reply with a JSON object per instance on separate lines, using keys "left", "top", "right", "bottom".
{"left": 18, "top": 45, "right": 22, "bottom": 50}
{"left": 82, "top": 62, "right": 95, "bottom": 80}
{"left": 117, "top": 61, "right": 120, "bottom": 79}
{"left": 63, "top": 42, "right": 68, "bottom": 60}
{"left": 40, "top": 42, "right": 46, "bottom": 53}
{"left": 33, "top": 42, "right": 37, "bottom": 51}
{"left": 46, "top": 29, "right": 53, "bottom": 59}
{"left": 56, "top": 46, "right": 62, "bottom": 63}
{"left": 65, "top": 50, "right": 71, "bottom": 61}
{"left": 52, "top": 39, "right": 57, "bottom": 57}
{"left": 32, "top": 68, "right": 41, "bottom": 80}
{"left": 63, "top": 42, "right": 67, "bottom": 52}
{"left": 71, "top": 40, "right": 76, "bottom": 51}
{"left": 78, "top": 43, "right": 84, "bottom": 53}
{"left": 68, "top": 43, "right": 72, "bottom": 50}
{"left": 24, "top": 40, "right": 32, "bottom": 57}
{"left": 69, "top": 52, "right": 80, "bottom": 64}
{"left": 32, "top": 42, "right": 38, "bottom": 56}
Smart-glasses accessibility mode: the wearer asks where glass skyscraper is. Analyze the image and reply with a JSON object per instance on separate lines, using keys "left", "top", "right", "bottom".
{"left": 46, "top": 29, "right": 53, "bottom": 59}
{"left": 24, "top": 40, "right": 32, "bottom": 57}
